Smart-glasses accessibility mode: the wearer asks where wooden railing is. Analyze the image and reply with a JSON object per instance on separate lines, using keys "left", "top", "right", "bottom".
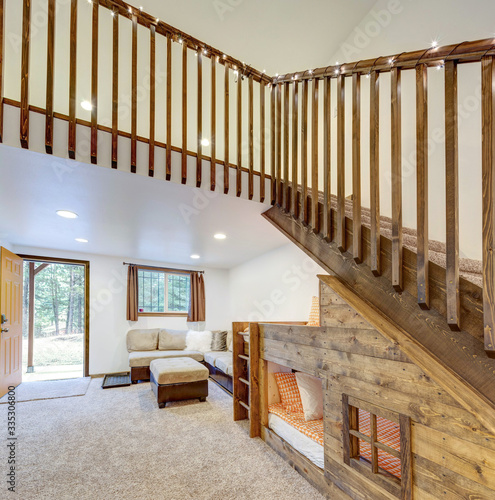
{"left": 1, "top": 1, "right": 495, "bottom": 355}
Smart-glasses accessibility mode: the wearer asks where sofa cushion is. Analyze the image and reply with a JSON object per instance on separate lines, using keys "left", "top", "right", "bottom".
{"left": 129, "top": 350, "right": 204, "bottom": 367}
{"left": 126, "top": 329, "right": 160, "bottom": 352}
{"left": 214, "top": 352, "right": 233, "bottom": 376}
{"left": 150, "top": 357, "right": 209, "bottom": 385}
{"left": 204, "top": 351, "right": 225, "bottom": 366}
{"left": 210, "top": 330, "right": 228, "bottom": 351}
{"left": 158, "top": 329, "right": 187, "bottom": 350}
{"left": 186, "top": 330, "right": 213, "bottom": 353}
{"left": 226, "top": 331, "right": 233, "bottom": 352}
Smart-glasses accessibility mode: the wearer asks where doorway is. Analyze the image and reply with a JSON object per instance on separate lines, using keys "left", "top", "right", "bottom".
{"left": 21, "top": 256, "right": 90, "bottom": 381}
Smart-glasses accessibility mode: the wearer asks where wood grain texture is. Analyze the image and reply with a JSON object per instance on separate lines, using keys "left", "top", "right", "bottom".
{"left": 311, "top": 78, "right": 319, "bottom": 233}
{"left": 260, "top": 81, "right": 266, "bottom": 202}
{"left": 224, "top": 63, "right": 229, "bottom": 194}
{"left": 131, "top": 14, "right": 137, "bottom": 173}
{"left": 400, "top": 415, "right": 412, "bottom": 500}
{"left": 301, "top": 80, "right": 309, "bottom": 224}
{"left": 236, "top": 71, "right": 242, "bottom": 197}
{"left": 416, "top": 64, "right": 429, "bottom": 309}
{"left": 337, "top": 74, "right": 345, "bottom": 251}
{"left": 111, "top": 8, "right": 119, "bottom": 168}
{"left": 276, "top": 83, "right": 282, "bottom": 205}
{"left": 181, "top": 41, "right": 187, "bottom": 183}
{"left": 210, "top": 56, "right": 216, "bottom": 191}
{"left": 482, "top": 56, "right": 495, "bottom": 356}
{"left": 352, "top": 73, "right": 361, "bottom": 262}
{"left": 45, "top": 0, "right": 55, "bottom": 154}
{"left": 270, "top": 83, "right": 276, "bottom": 204}
{"left": 391, "top": 67, "right": 402, "bottom": 292}
{"left": 196, "top": 50, "right": 202, "bottom": 187}
{"left": 323, "top": 77, "right": 331, "bottom": 240}
{"left": 149, "top": 25, "right": 156, "bottom": 177}
{"left": 445, "top": 60, "right": 460, "bottom": 330}
{"left": 20, "top": 0, "right": 30, "bottom": 149}
{"left": 232, "top": 321, "right": 249, "bottom": 421}
{"left": 68, "top": 0, "right": 77, "bottom": 159}
{"left": 249, "top": 323, "right": 260, "bottom": 438}
{"left": 0, "top": 0, "right": 4, "bottom": 143}
{"left": 248, "top": 75, "right": 254, "bottom": 200}
{"left": 370, "top": 71, "right": 380, "bottom": 276}
{"left": 90, "top": 1, "right": 98, "bottom": 164}
{"left": 291, "top": 81, "right": 299, "bottom": 218}
{"left": 283, "top": 82, "right": 290, "bottom": 210}
{"left": 166, "top": 34, "right": 172, "bottom": 180}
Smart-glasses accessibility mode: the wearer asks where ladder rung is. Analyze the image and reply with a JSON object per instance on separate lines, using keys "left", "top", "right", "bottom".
{"left": 239, "top": 401, "right": 250, "bottom": 411}
{"left": 237, "top": 331, "right": 248, "bottom": 335}
{"left": 239, "top": 377, "right": 250, "bottom": 386}
{"left": 238, "top": 354, "right": 249, "bottom": 361}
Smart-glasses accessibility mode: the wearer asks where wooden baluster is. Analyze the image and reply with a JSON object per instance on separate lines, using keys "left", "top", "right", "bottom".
{"left": 371, "top": 413, "right": 378, "bottom": 474}
{"left": 391, "top": 66, "right": 402, "bottom": 292}
{"left": 130, "top": 14, "right": 137, "bottom": 173}
{"left": 197, "top": 50, "right": 202, "bottom": 188}
{"left": 301, "top": 79, "right": 308, "bottom": 224}
{"left": 181, "top": 41, "right": 187, "bottom": 183}
{"left": 445, "top": 60, "right": 460, "bottom": 330}
{"left": 352, "top": 73, "right": 361, "bottom": 261}
{"left": 291, "top": 81, "right": 299, "bottom": 218}
{"left": 248, "top": 75, "right": 254, "bottom": 200}
{"left": 211, "top": 56, "right": 216, "bottom": 191}
{"left": 311, "top": 78, "right": 319, "bottom": 232}
{"left": 224, "top": 63, "right": 229, "bottom": 194}
{"left": 482, "top": 55, "right": 495, "bottom": 355}
{"left": 149, "top": 25, "right": 156, "bottom": 177}
{"left": 323, "top": 77, "right": 331, "bottom": 240}
{"left": 259, "top": 81, "right": 266, "bottom": 203}
{"left": 416, "top": 64, "right": 429, "bottom": 309}
{"left": 68, "top": 0, "right": 77, "bottom": 159}
{"left": 276, "top": 83, "right": 282, "bottom": 205}
{"left": 370, "top": 70, "right": 381, "bottom": 276}
{"left": 111, "top": 8, "right": 118, "bottom": 169}
{"left": 0, "top": 0, "right": 4, "bottom": 143}
{"left": 236, "top": 70, "right": 242, "bottom": 197}
{"left": 165, "top": 34, "right": 172, "bottom": 180}
{"left": 337, "top": 74, "right": 345, "bottom": 251}
{"left": 284, "top": 82, "right": 290, "bottom": 210}
{"left": 90, "top": 0, "right": 98, "bottom": 164}
{"left": 45, "top": 0, "right": 55, "bottom": 154}
{"left": 270, "top": 84, "right": 277, "bottom": 205}
{"left": 20, "top": 0, "right": 31, "bottom": 149}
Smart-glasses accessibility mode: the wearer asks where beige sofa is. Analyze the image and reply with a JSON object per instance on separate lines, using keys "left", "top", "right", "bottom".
{"left": 127, "top": 328, "right": 233, "bottom": 391}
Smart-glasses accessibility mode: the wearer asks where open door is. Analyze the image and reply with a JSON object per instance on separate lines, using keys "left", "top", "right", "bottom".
{"left": 0, "top": 248, "right": 23, "bottom": 398}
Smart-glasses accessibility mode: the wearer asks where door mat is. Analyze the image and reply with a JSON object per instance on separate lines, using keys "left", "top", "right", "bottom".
{"left": 102, "top": 372, "right": 131, "bottom": 389}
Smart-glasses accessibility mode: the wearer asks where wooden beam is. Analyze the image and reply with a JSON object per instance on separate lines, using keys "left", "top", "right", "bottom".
{"left": 292, "top": 81, "right": 299, "bottom": 218}
{"left": 0, "top": 0, "right": 4, "bottom": 143}
{"left": 166, "top": 34, "right": 172, "bottom": 180}
{"left": 111, "top": 7, "right": 119, "bottom": 169}
{"left": 399, "top": 415, "right": 412, "bottom": 500}
{"left": 45, "top": 0, "right": 55, "bottom": 155}
{"left": 149, "top": 25, "right": 155, "bottom": 177}
{"left": 370, "top": 413, "right": 378, "bottom": 474}
{"left": 270, "top": 83, "right": 276, "bottom": 204}
{"left": 370, "top": 70, "right": 381, "bottom": 276}
{"left": 236, "top": 70, "right": 242, "bottom": 197}
{"left": 197, "top": 50, "right": 202, "bottom": 188}
{"left": 248, "top": 76, "right": 254, "bottom": 200}
{"left": 131, "top": 14, "right": 137, "bottom": 173}
{"left": 323, "top": 77, "right": 331, "bottom": 241}
{"left": 311, "top": 78, "right": 319, "bottom": 232}
{"left": 337, "top": 74, "right": 345, "bottom": 251}
{"left": 301, "top": 79, "right": 308, "bottom": 224}
{"left": 90, "top": 0, "right": 98, "bottom": 164}
{"left": 181, "top": 40, "right": 187, "bottom": 183}
{"left": 20, "top": 0, "right": 31, "bottom": 149}
{"left": 391, "top": 66, "right": 402, "bottom": 292}
{"left": 445, "top": 60, "right": 460, "bottom": 330}
{"left": 416, "top": 64, "right": 429, "bottom": 309}
{"left": 210, "top": 56, "right": 216, "bottom": 191}
{"left": 352, "top": 73, "right": 361, "bottom": 262}
{"left": 224, "top": 63, "right": 229, "bottom": 194}
{"left": 482, "top": 55, "right": 495, "bottom": 356}
{"left": 260, "top": 81, "right": 266, "bottom": 203}
{"left": 283, "top": 82, "right": 290, "bottom": 210}
{"left": 68, "top": 0, "right": 77, "bottom": 160}
{"left": 33, "top": 263, "right": 50, "bottom": 276}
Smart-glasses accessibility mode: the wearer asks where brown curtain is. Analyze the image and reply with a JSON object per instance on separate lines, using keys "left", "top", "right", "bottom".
{"left": 126, "top": 265, "right": 139, "bottom": 321}
{"left": 188, "top": 272, "right": 205, "bottom": 322}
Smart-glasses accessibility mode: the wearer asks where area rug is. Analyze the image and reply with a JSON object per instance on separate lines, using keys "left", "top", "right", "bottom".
{"left": 0, "top": 377, "right": 91, "bottom": 403}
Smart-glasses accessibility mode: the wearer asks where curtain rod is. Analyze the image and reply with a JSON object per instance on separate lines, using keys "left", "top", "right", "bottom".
{"left": 123, "top": 262, "right": 205, "bottom": 274}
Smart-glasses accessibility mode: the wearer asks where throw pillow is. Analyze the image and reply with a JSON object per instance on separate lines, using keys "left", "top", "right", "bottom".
{"left": 186, "top": 330, "right": 213, "bottom": 353}
{"left": 158, "top": 329, "right": 187, "bottom": 350}
{"left": 274, "top": 372, "right": 303, "bottom": 413}
{"left": 226, "top": 331, "right": 233, "bottom": 352}
{"left": 295, "top": 371, "right": 323, "bottom": 421}
{"left": 126, "top": 329, "right": 160, "bottom": 352}
{"left": 210, "top": 330, "right": 228, "bottom": 351}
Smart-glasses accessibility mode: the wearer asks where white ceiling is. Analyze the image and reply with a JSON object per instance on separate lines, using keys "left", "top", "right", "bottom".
{"left": 0, "top": 145, "right": 288, "bottom": 269}
{"left": 136, "top": 0, "right": 377, "bottom": 75}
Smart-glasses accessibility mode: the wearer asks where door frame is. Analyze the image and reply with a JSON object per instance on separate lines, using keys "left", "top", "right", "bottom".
{"left": 20, "top": 254, "right": 90, "bottom": 378}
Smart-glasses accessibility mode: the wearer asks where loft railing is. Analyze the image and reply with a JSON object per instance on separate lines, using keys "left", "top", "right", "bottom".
{"left": 1, "top": 1, "right": 495, "bottom": 356}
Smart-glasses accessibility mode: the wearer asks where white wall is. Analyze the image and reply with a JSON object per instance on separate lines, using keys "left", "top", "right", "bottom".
{"left": 11, "top": 245, "right": 230, "bottom": 375}
{"left": 229, "top": 243, "right": 325, "bottom": 323}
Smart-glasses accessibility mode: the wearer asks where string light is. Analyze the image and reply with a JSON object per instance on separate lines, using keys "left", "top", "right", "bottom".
{"left": 308, "top": 69, "right": 313, "bottom": 74}
{"left": 203, "top": 48, "right": 208, "bottom": 55}
{"left": 178, "top": 37, "right": 183, "bottom": 44}
{"left": 431, "top": 40, "right": 439, "bottom": 48}
{"left": 156, "top": 18, "right": 159, "bottom": 23}
{"left": 262, "top": 69, "right": 266, "bottom": 73}
{"left": 223, "top": 54, "right": 226, "bottom": 59}
{"left": 139, "top": 5, "right": 143, "bottom": 11}
{"left": 389, "top": 58, "right": 394, "bottom": 65}
{"left": 128, "top": 6, "right": 132, "bottom": 13}
{"left": 437, "top": 60, "right": 445, "bottom": 70}
{"left": 111, "top": 11, "right": 115, "bottom": 16}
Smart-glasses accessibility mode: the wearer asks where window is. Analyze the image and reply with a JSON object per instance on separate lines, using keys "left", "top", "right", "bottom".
{"left": 137, "top": 268, "right": 191, "bottom": 315}
{"left": 342, "top": 395, "right": 411, "bottom": 499}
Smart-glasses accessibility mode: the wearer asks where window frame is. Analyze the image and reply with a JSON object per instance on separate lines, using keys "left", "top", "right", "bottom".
{"left": 342, "top": 394, "right": 412, "bottom": 500}
{"left": 136, "top": 266, "right": 191, "bottom": 317}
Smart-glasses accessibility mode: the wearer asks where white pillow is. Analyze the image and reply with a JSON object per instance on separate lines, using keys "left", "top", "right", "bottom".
{"left": 186, "top": 330, "right": 213, "bottom": 353}
{"left": 226, "top": 331, "right": 233, "bottom": 352}
{"left": 295, "top": 372, "right": 323, "bottom": 422}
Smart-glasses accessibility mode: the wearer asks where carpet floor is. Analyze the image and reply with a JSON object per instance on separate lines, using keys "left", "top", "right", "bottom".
{"left": 0, "top": 377, "right": 91, "bottom": 404}
{"left": 0, "top": 378, "right": 325, "bottom": 500}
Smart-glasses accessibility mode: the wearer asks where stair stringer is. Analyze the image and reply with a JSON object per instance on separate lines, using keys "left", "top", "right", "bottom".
{"left": 263, "top": 206, "right": 495, "bottom": 435}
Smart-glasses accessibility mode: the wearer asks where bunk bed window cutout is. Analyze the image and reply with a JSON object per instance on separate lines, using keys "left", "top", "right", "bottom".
{"left": 342, "top": 395, "right": 412, "bottom": 500}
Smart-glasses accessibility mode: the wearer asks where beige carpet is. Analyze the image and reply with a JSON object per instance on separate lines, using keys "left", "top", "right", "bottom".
{"left": 0, "top": 378, "right": 325, "bottom": 500}
{"left": 0, "top": 377, "right": 91, "bottom": 404}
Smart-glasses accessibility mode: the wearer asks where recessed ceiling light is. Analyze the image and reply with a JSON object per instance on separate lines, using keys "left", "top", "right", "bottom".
{"left": 56, "top": 210, "right": 78, "bottom": 219}
{"left": 75, "top": 238, "right": 88, "bottom": 243}
{"left": 81, "top": 100, "right": 92, "bottom": 111}
{"left": 201, "top": 138, "right": 210, "bottom": 147}
{"left": 190, "top": 254, "right": 200, "bottom": 259}
{"left": 214, "top": 233, "right": 226, "bottom": 240}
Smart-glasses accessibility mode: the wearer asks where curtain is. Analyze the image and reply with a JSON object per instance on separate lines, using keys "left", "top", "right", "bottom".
{"left": 188, "top": 272, "right": 205, "bottom": 322}
{"left": 126, "top": 265, "right": 139, "bottom": 321}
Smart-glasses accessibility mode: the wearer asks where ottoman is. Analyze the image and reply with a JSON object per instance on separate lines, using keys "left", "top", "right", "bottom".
{"left": 150, "top": 357, "right": 209, "bottom": 408}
